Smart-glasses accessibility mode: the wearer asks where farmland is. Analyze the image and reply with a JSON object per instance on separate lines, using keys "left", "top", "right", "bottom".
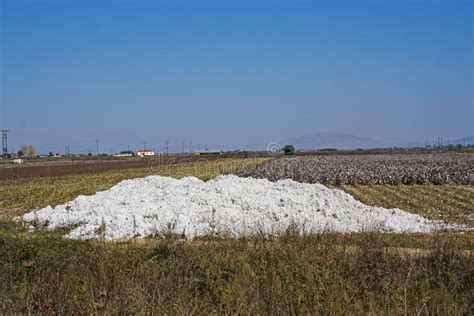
{"left": 0, "top": 157, "right": 265, "bottom": 220}
{"left": 0, "top": 154, "right": 253, "bottom": 180}
{"left": 3, "top": 0, "right": 472, "bottom": 313}
{"left": 235, "top": 152, "right": 474, "bottom": 185}
{"left": 0, "top": 153, "right": 473, "bottom": 314}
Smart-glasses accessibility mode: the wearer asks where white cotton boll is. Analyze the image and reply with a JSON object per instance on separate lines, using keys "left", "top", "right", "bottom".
{"left": 16, "top": 175, "right": 467, "bottom": 240}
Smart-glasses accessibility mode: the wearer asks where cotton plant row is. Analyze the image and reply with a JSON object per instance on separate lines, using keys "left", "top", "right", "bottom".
{"left": 234, "top": 153, "right": 474, "bottom": 185}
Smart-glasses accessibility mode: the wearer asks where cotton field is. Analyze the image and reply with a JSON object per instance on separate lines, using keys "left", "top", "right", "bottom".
{"left": 234, "top": 152, "right": 474, "bottom": 185}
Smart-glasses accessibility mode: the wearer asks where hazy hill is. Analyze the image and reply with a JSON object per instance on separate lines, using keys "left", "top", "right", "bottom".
{"left": 280, "top": 132, "right": 387, "bottom": 150}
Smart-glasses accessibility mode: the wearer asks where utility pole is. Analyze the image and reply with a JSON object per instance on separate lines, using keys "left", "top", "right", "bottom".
{"left": 205, "top": 144, "right": 208, "bottom": 151}
{"left": 144, "top": 142, "right": 147, "bottom": 150}
{"left": 65, "top": 145, "right": 70, "bottom": 157}
{"left": 166, "top": 140, "right": 169, "bottom": 156}
{"left": 128, "top": 144, "right": 130, "bottom": 152}
{"left": 197, "top": 144, "right": 201, "bottom": 152}
{"left": 189, "top": 141, "right": 192, "bottom": 153}
{"left": 94, "top": 139, "right": 100, "bottom": 155}
{"left": 2, "top": 129, "right": 10, "bottom": 158}
{"left": 182, "top": 141, "right": 185, "bottom": 154}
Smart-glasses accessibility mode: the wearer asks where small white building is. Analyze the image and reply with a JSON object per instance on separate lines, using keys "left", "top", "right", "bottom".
{"left": 136, "top": 149, "right": 155, "bottom": 157}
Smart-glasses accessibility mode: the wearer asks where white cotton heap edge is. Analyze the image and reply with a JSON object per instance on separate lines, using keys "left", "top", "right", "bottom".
{"left": 15, "top": 175, "right": 468, "bottom": 240}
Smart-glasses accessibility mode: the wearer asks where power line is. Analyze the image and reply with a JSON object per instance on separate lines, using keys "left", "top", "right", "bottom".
{"left": 94, "top": 139, "right": 100, "bottom": 155}
{"left": 2, "top": 129, "right": 10, "bottom": 158}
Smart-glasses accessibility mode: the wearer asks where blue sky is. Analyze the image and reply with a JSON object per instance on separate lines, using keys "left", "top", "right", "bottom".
{"left": 1, "top": 0, "right": 473, "bottom": 153}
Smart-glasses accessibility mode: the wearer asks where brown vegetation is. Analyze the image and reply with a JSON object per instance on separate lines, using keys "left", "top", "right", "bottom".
{"left": 340, "top": 185, "right": 474, "bottom": 226}
{"left": 0, "top": 229, "right": 472, "bottom": 314}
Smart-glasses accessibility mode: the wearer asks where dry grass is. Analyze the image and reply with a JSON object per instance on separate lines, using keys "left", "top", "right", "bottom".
{"left": 0, "top": 229, "right": 472, "bottom": 314}
{"left": 340, "top": 185, "right": 474, "bottom": 226}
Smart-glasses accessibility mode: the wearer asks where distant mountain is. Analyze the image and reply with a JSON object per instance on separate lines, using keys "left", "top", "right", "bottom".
{"left": 280, "top": 132, "right": 387, "bottom": 150}
{"left": 213, "top": 133, "right": 474, "bottom": 153}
